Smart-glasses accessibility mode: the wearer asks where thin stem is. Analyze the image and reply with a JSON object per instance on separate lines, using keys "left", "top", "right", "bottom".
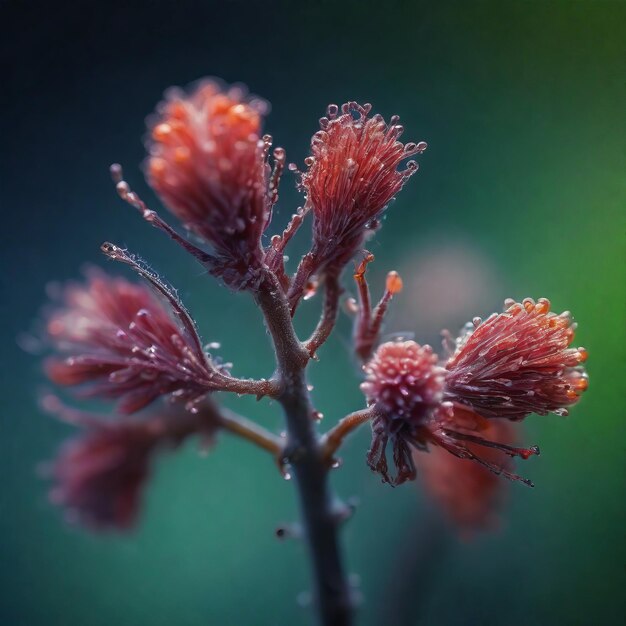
{"left": 217, "top": 407, "right": 283, "bottom": 456}
{"left": 214, "top": 374, "right": 280, "bottom": 399}
{"left": 265, "top": 205, "right": 311, "bottom": 290}
{"left": 353, "top": 261, "right": 403, "bottom": 362}
{"left": 321, "top": 407, "right": 375, "bottom": 463}
{"left": 288, "top": 252, "right": 320, "bottom": 313}
{"left": 255, "top": 269, "right": 353, "bottom": 626}
{"left": 110, "top": 164, "right": 218, "bottom": 268}
{"left": 354, "top": 254, "right": 374, "bottom": 328}
{"left": 305, "top": 273, "right": 341, "bottom": 357}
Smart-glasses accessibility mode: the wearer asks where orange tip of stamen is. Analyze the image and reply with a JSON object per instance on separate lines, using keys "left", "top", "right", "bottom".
{"left": 385, "top": 271, "right": 403, "bottom": 295}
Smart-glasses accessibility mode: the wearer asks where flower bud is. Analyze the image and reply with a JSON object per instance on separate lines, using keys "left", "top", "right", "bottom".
{"left": 361, "top": 340, "right": 446, "bottom": 485}
{"left": 45, "top": 270, "right": 227, "bottom": 413}
{"left": 49, "top": 420, "right": 159, "bottom": 530}
{"left": 444, "top": 298, "right": 589, "bottom": 420}
{"left": 300, "top": 102, "right": 426, "bottom": 273}
{"left": 46, "top": 403, "right": 219, "bottom": 531}
{"left": 146, "top": 80, "right": 280, "bottom": 289}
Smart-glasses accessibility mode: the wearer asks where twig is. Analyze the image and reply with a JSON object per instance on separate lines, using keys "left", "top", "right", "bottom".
{"left": 305, "top": 272, "right": 341, "bottom": 357}
{"left": 321, "top": 408, "right": 375, "bottom": 463}
{"left": 217, "top": 407, "right": 283, "bottom": 456}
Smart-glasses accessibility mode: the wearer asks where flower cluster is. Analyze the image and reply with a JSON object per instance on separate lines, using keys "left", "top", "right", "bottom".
{"left": 34, "top": 74, "right": 589, "bottom": 560}
{"left": 361, "top": 298, "right": 588, "bottom": 491}
{"left": 45, "top": 268, "right": 231, "bottom": 414}
{"left": 146, "top": 80, "right": 284, "bottom": 289}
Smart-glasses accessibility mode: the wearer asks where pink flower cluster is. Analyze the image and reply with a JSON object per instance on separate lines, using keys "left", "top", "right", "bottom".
{"left": 35, "top": 77, "right": 589, "bottom": 544}
{"left": 361, "top": 297, "right": 588, "bottom": 512}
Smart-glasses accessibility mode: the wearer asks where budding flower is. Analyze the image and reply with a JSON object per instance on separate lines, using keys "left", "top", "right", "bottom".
{"left": 146, "top": 80, "right": 284, "bottom": 289}
{"left": 49, "top": 419, "right": 161, "bottom": 530}
{"left": 361, "top": 341, "right": 446, "bottom": 485}
{"left": 299, "top": 102, "right": 426, "bottom": 274}
{"left": 45, "top": 401, "right": 219, "bottom": 531}
{"left": 45, "top": 270, "right": 229, "bottom": 414}
{"left": 444, "top": 298, "right": 589, "bottom": 420}
{"left": 361, "top": 338, "right": 543, "bottom": 487}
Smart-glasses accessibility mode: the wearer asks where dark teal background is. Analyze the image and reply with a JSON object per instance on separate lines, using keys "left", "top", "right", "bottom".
{"left": 1, "top": 1, "right": 624, "bottom": 625}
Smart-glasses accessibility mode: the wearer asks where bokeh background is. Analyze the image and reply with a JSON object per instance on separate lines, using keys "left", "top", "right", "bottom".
{"left": 1, "top": 1, "right": 624, "bottom": 624}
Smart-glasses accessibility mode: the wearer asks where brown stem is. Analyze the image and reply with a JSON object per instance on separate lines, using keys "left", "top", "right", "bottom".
{"left": 288, "top": 252, "right": 320, "bottom": 313}
{"left": 215, "top": 375, "right": 280, "bottom": 399}
{"left": 216, "top": 407, "right": 283, "bottom": 456}
{"left": 305, "top": 273, "right": 341, "bottom": 357}
{"left": 256, "top": 269, "right": 353, "bottom": 626}
{"left": 110, "top": 164, "right": 218, "bottom": 268}
{"left": 321, "top": 408, "right": 375, "bottom": 463}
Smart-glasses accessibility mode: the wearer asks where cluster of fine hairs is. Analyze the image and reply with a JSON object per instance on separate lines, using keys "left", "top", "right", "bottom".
{"left": 35, "top": 77, "right": 588, "bottom": 624}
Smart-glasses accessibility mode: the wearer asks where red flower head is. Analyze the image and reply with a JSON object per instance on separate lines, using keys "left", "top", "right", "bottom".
{"left": 146, "top": 80, "right": 284, "bottom": 289}
{"left": 300, "top": 102, "right": 427, "bottom": 274}
{"left": 49, "top": 419, "right": 160, "bottom": 531}
{"left": 414, "top": 408, "right": 517, "bottom": 535}
{"left": 361, "top": 340, "right": 446, "bottom": 485}
{"left": 45, "top": 400, "right": 219, "bottom": 531}
{"left": 444, "top": 298, "right": 589, "bottom": 420}
{"left": 45, "top": 269, "right": 229, "bottom": 414}
{"left": 361, "top": 339, "right": 543, "bottom": 487}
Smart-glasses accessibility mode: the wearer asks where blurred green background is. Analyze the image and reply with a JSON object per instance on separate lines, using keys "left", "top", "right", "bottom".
{"left": 1, "top": 1, "right": 624, "bottom": 624}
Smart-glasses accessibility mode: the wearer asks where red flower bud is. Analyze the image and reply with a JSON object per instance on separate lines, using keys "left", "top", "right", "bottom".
{"left": 146, "top": 81, "right": 284, "bottom": 289}
{"left": 300, "top": 102, "right": 426, "bottom": 273}
{"left": 444, "top": 298, "right": 588, "bottom": 420}
{"left": 49, "top": 420, "right": 159, "bottom": 530}
{"left": 45, "top": 270, "right": 228, "bottom": 413}
{"left": 361, "top": 341, "right": 446, "bottom": 485}
{"left": 46, "top": 402, "right": 218, "bottom": 531}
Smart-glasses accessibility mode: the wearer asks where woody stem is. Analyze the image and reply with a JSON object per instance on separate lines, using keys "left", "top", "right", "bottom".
{"left": 256, "top": 269, "right": 353, "bottom": 626}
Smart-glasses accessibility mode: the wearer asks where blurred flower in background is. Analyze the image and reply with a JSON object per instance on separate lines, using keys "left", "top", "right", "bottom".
{"left": 393, "top": 241, "right": 502, "bottom": 342}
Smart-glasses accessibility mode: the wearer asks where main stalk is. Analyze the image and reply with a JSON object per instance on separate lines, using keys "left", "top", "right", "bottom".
{"left": 256, "top": 271, "right": 353, "bottom": 626}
